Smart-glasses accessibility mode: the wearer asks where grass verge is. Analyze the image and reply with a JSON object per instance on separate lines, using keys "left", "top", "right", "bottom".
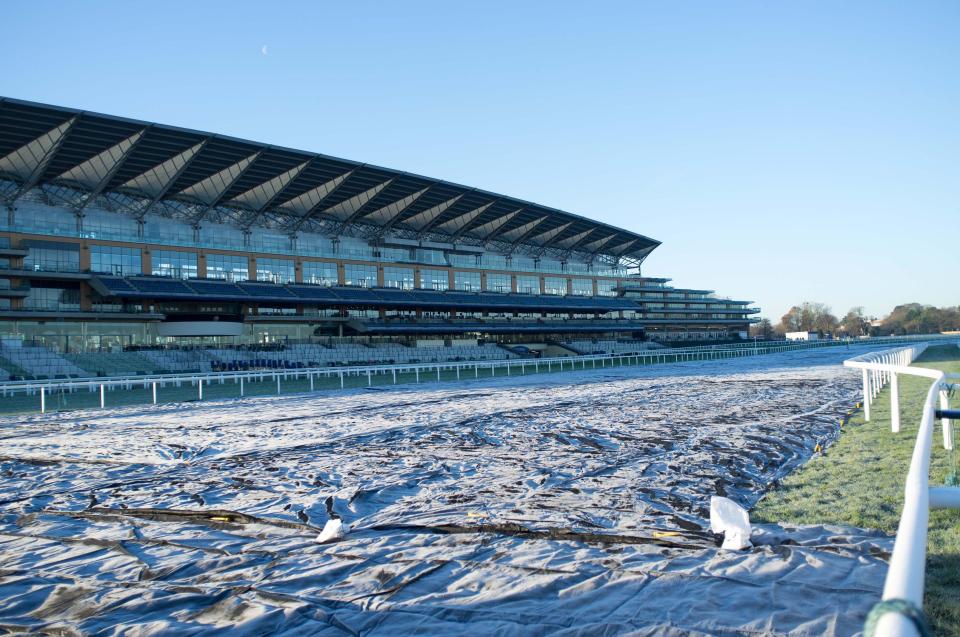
{"left": 753, "top": 344, "right": 960, "bottom": 633}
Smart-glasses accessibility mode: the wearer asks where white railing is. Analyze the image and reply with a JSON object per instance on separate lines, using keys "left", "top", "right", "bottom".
{"left": 843, "top": 342, "right": 960, "bottom": 636}
{"left": 1, "top": 334, "right": 955, "bottom": 415}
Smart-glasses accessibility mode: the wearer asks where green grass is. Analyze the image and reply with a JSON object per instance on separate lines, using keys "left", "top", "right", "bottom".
{"left": 754, "top": 344, "right": 960, "bottom": 634}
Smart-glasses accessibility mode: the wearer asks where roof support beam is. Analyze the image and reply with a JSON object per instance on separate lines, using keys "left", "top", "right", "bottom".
{"left": 1, "top": 116, "right": 78, "bottom": 206}
{"left": 425, "top": 198, "right": 494, "bottom": 239}
{"left": 132, "top": 138, "right": 211, "bottom": 220}
{"left": 338, "top": 178, "right": 399, "bottom": 226}
{"left": 282, "top": 169, "right": 357, "bottom": 234}
{"left": 68, "top": 127, "right": 149, "bottom": 214}
{"left": 465, "top": 208, "right": 522, "bottom": 242}
{"left": 187, "top": 150, "right": 263, "bottom": 225}
{"left": 235, "top": 159, "right": 310, "bottom": 230}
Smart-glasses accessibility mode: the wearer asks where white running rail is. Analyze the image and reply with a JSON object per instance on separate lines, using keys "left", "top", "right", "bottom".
{"left": 843, "top": 342, "right": 960, "bottom": 636}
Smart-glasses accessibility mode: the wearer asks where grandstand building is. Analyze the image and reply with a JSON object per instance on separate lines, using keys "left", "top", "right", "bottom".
{"left": 0, "top": 97, "right": 758, "bottom": 364}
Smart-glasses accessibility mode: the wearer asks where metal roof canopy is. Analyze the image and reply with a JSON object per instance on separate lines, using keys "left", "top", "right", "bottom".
{"left": 0, "top": 97, "right": 660, "bottom": 265}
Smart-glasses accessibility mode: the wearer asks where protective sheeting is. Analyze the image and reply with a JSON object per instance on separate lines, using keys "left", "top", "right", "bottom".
{"left": 0, "top": 347, "right": 890, "bottom": 635}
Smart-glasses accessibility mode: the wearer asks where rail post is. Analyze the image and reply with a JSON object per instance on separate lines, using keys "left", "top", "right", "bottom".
{"left": 100, "top": 383, "right": 105, "bottom": 409}
{"left": 199, "top": 379, "right": 203, "bottom": 400}
{"left": 890, "top": 372, "right": 900, "bottom": 433}
{"left": 40, "top": 386, "right": 45, "bottom": 413}
{"left": 941, "top": 389, "right": 954, "bottom": 450}
{"left": 152, "top": 382, "right": 157, "bottom": 404}
{"left": 862, "top": 369, "right": 871, "bottom": 421}
{"left": 240, "top": 376, "right": 244, "bottom": 396}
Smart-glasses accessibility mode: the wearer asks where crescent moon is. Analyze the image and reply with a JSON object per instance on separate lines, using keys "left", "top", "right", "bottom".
{"left": 261, "top": 45, "right": 268, "bottom": 56}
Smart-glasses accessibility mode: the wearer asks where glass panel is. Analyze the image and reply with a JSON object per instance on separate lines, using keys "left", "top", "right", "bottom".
{"left": 255, "top": 257, "right": 295, "bottom": 284}
{"left": 90, "top": 245, "right": 142, "bottom": 275}
{"left": 420, "top": 268, "right": 449, "bottom": 291}
{"left": 543, "top": 277, "right": 568, "bottom": 295}
{"left": 571, "top": 278, "right": 594, "bottom": 296}
{"left": 454, "top": 271, "right": 481, "bottom": 291}
{"left": 516, "top": 275, "right": 539, "bottom": 294}
{"left": 344, "top": 264, "right": 377, "bottom": 287}
{"left": 383, "top": 266, "right": 415, "bottom": 290}
{"left": 485, "top": 273, "right": 511, "bottom": 293}
{"left": 206, "top": 253, "right": 249, "bottom": 281}
{"left": 152, "top": 249, "right": 198, "bottom": 279}
{"left": 302, "top": 261, "right": 338, "bottom": 286}
{"left": 23, "top": 241, "right": 80, "bottom": 272}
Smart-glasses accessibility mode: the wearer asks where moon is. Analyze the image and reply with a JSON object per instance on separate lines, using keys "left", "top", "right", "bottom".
{"left": 261, "top": 45, "right": 268, "bottom": 56}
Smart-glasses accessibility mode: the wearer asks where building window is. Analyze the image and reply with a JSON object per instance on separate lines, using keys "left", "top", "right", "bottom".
{"left": 23, "top": 241, "right": 80, "bottom": 273}
{"left": 485, "top": 273, "right": 512, "bottom": 293}
{"left": 516, "top": 275, "right": 540, "bottom": 294}
{"left": 543, "top": 276, "right": 568, "bottom": 295}
{"left": 571, "top": 278, "right": 594, "bottom": 296}
{"left": 23, "top": 285, "right": 80, "bottom": 311}
{"left": 448, "top": 253, "right": 479, "bottom": 268}
{"left": 302, "top": 261, "right": 338, "bottom": 286}
{"left": 420, "top": 268, "right": 449, "bottom": 291}
{"left": 454, "top": 271, "right": 481, "bottom": 292}
{"left": 206, "top": 254, "right": 249, "bottom": 281}
{"left": 90, "top": 245, "right": 141, "bottom": 276}
{"left": 344, "top": 264, "right": 378, "bottom": 287}
{"left": 256, "top": 257, "right": 295, "bottom": 284}
{"left": 152, "top": 250, "right": 198, "bottom": 279}
{"left": 384, "top": 266, "right": 415, "bottom": 290}
{"left": 596, "top": 279, "right": 617, "bottom": 297}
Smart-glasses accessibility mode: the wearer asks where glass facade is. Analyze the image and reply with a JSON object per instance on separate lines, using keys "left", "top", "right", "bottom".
{"left": 420, "top": 268, "right": 449, "bottom": 291}
{"left": 596, "top": 279, "right": 617, "bottom": 297}
{"left": 1, "top": 199, "right": 635, "bottom": 277}
{"left": 23, "top": 242, "right": 80, "bottom": 272}
{"left": 384, "top": 266, "right": 415, "bottom": 290}
{"left": 344, "top": 264, "right": 377, "bottom": 287}
{"left": 454, "top": 271, "right": 481, "bottom": 292}
{"left": 23, "top": 284, "right": 80, "bottom": 311}
{"left": 256, "top": 257, "right": 295, "bottom": 284}
{"left": 449, "top": 253, "right": 479, "bottom": 268}
{"left": 152, "top": 249, "right": 198, "bottom": 279}
{"left": 516, "top": 275, "right": 540, "bottom": 295}
{"left": 485, "top": 273, "right": 512, "bottom": 293}
{"left": 543, "top": 277, "right": 568, "bottom": 296}
{"left": 571, "top": 278, "right": 594, "bottom": 296}
{"left": 90, "top": 245, "right": 142, "bottom": 275}
{"left": 206, "top": 254, "right": 249, "bottom": 281}
{"left": 302, "top": 261, "right": 338, "bottom": 286}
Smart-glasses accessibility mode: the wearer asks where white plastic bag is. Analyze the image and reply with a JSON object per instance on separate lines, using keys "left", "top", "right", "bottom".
{"left": 316, "top": 518, "right": 350, "bottom": 543}
{"left": 710, "top": 496, "right": 752, "bottom": 550}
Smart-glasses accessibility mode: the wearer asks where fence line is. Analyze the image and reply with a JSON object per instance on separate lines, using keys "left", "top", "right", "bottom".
{"left": 843, "top": 341, "right": 960, "bottom": 636}
{"left": 3, "top": 334, "right": 955, "bottom": 415}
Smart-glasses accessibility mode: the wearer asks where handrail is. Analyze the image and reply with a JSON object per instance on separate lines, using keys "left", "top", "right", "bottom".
{"left": 843, "top": 342, "right": 960, "bottom": 636}
{"left": 1, "top": 333, "right": 951, "bottom": 391}
{"left": 2, "top": 334, "right": 955, "bottom": 416}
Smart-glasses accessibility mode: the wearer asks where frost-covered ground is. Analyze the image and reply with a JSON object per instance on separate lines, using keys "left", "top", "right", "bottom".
{"left": 0, "top": 347, "right": 893, "bottom": 635}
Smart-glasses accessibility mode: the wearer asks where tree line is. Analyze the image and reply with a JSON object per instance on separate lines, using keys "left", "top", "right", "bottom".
{"left": 749, "top": 302, "right": 960, "bottom": 340}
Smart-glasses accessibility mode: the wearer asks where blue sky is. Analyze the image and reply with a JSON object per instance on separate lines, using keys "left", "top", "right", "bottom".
{"left": 3, "top": 1, "right": 958, "bottom": 321}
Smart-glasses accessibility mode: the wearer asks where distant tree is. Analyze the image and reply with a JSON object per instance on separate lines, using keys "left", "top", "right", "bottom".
{"left": 749, "top": 317, "right": 774, "bottom": 340}
{"left": 840, "top": 306, "right": 869, "bottom": 337}
{"left": 877, "top": 304, "right": 960, "bottom": 335}
{"left": 778, "top": 302, "right": 838, "bottom": 335}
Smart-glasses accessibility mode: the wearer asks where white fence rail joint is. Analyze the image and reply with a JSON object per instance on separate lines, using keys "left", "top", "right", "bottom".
{"left": 843, "top": 341, "right": 960, "bottom": 637}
